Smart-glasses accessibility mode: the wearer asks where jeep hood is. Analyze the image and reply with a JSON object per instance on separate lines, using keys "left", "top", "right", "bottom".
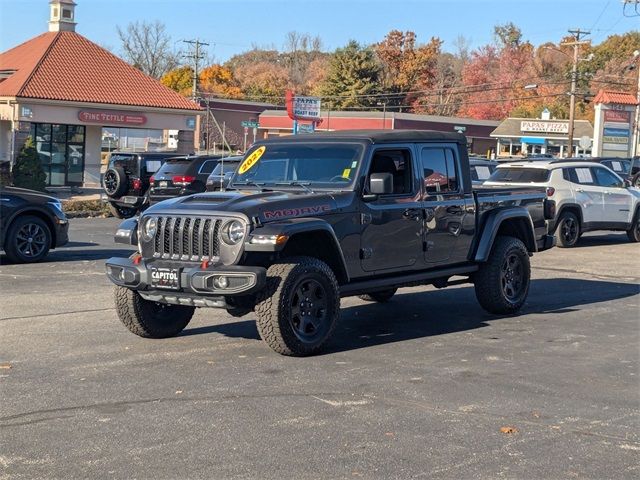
{"left": 144, "top": 189, "right": 343, "bottom": 222}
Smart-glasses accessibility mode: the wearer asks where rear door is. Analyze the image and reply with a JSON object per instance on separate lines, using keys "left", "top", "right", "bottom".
{"left": 360, "top": 146, "right": 422, "bottom": 272}
{"left": 566, "top": 167, "right": 604, "bottom": 223}
{"left": 419, "top": 144, "right": 469, "bottom": 265}
{"left": 592, "top": 166, "right": 634, "bottom": 224}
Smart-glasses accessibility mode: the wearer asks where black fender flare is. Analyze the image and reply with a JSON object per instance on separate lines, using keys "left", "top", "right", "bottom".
{"left": 552, "top": 203, "right": 584, "bottom": 232}
{"left": 245, "top": 217, "right": 349, "bottom": 282}
{"left": 473, "top": 207, "right": 536, "bottom": 262}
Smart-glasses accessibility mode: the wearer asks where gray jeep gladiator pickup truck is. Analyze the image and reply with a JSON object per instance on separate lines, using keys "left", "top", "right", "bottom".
{"left": 106, "top": 130, "right": 555, "bottom": 356}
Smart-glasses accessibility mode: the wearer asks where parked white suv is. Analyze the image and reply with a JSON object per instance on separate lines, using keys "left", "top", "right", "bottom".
{"left": 484, "top": 160, "right": 640, "bottom": 247}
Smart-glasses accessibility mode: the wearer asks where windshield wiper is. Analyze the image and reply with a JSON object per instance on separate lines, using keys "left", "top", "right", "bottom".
{"left": 274, "top": 181, "right": 314, "bottom": 193}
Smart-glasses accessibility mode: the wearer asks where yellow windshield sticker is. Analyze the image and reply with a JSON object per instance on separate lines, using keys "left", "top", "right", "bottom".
{"left": 342, "top": 168, "right": 351, "bottom": 179}
{"left": 238, "top": 146, "right": 266, "bottom": 174}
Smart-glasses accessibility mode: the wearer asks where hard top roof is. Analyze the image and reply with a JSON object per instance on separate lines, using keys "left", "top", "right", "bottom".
{"left": 260, "top": 129, "right": 467, "bottom": 145}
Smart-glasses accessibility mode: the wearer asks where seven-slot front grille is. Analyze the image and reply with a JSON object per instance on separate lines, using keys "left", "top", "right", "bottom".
{"left": 152, "top": 216, "right": 221, "bottom": 260}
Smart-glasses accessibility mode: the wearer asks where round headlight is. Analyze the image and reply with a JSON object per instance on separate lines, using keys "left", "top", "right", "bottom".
{"left": 221, "top": 220, "right": 245, "bottom": 245}
{"left": 141, "top": 216, "right": 157, "bottom": 242}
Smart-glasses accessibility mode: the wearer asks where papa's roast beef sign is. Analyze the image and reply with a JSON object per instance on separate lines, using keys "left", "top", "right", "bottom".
{"left": 78, "top": 109, "right": 147, "bottom": 126}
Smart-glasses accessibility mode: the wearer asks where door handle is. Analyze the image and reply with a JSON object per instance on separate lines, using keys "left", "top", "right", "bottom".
{"left": 575, "top": 188, "right": 584, "bottom": 193}
{"left": 402, "top": 208, "right": 422, "bottom": 221}
{"left": 604, "top": 191, "right": 612, "bottom": 195}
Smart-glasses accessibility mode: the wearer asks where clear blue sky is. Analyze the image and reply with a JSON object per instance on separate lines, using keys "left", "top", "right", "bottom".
{"left": 1, "top": 0, "right": 637, "bottom": 61}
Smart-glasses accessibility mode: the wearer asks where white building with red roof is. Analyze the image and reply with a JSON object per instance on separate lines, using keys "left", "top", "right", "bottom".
{"left": 0, "top": 0, "right": 202, "bottom": 187}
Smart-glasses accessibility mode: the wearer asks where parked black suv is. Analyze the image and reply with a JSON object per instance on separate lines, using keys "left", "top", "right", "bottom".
{"left": 0, "top": 186, "right": 69, "bottom": 263}
{"left": 205, "top": 156, "right": 243, "bottom": 191}
{"left": 102, "top": 152, "right": 179, "bottom": 218}
{"left": 107, "top": 130, "right": 555, "bottom": 356}
{"left": 148, "top": 155, "right": 222, "bottom": 205}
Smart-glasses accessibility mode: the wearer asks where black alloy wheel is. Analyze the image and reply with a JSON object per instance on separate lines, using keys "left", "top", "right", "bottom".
{"left": 289, "top": 278, "right": 329, "bottom": 343}
{"left": 103, "top": 169, "right": 119, "bottom": 195}
{"left": 558, "top": 213, "right": 580, "bottom": 248}
{"left": 500, "top": 253, "right": 525, "bottom": 303}
{"left": 16, "top": 222, "right": 48, "bottom": 259}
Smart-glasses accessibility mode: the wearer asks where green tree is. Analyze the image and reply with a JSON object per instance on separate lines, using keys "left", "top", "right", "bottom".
{"left": 13, "top": 137, "right": 47, "bottom": 192}
{"left": 317, "top": 41, "right": 381, "bottom": 109}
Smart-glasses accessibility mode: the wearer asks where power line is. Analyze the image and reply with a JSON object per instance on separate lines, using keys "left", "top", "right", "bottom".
{"left": 182, "top": 38, "right": 210, "bottom": 100}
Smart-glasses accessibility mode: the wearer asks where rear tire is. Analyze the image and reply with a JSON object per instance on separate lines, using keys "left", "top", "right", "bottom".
{"left": 4, "top": 215, "right": 52, "bottom": 263}
{"left": 556, "top": 211, "right": 580, "bottom": 248}
{"left": 474, "top": 236, "right": 530, "bottom": 315}
{"left": 359, "top": 288, "right": 397, "bottom": 303}
{"left": 255, "top": 256, "right": 339, "bottom": 356}
{"left": 114, "top": 286, "right": 194, "bottom": 338}
{"left": 107, "top": 202, "right": 137, "bottom": 219}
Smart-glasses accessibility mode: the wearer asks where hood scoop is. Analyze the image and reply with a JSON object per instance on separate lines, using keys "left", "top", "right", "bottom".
{"left": 184, "top": 195, "right": 229, "bottom": 204}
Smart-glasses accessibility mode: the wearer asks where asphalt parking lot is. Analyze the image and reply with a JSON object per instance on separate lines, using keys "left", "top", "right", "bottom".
{"left": 1, "top": 218, "right": 639, "bottom": 479}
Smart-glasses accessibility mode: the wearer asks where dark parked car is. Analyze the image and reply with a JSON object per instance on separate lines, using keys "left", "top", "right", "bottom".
{"left": 593, "top": 157, "right": 632, "bottom": 180}
{"left": 0, "top": 186, "right": 69, "bottom": 263}
{"left": 102, "top": 152, "right": 178, "bottom": 218}
{"left": 205, "top": 156, "right": 243, "bottom": 191}
{"left": 469, "top": 157, "right": 498, "bottom": 185}
{"left": 148, "top": 155, "right": 222, "bottom": 205}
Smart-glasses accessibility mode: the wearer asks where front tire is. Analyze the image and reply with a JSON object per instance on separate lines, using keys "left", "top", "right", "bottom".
{"left": 255, "top": 257, "right": 340, "bottom": 356}
{"left": 556, "top": 211, "right": 580, "bottom": 248}
{"left": 474, "top": 236, "right": 531, "bottom": 315}
{"left": 359, "top": 288, "right": 397, "bottom": 303}
{"left": 114, "top": 286, "right": 194, "bottom": 338}
{"left": 4, "top": 215, "right": 52, "bottom": 263}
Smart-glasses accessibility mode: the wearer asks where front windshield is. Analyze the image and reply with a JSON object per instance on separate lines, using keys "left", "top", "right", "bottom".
{"left": 231, "top": 143, "right": 364, "bottom": 188}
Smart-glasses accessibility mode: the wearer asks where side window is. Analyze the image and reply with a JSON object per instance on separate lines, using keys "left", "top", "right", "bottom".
{"left": 420, "top": 147, "right": 459, "bottom": 194}
{"left": 199, "top": 160, "right": 217, "bottom": 175}
{"left": 569, "top": 167, "right": 595, "bottom": 185}
{"left": 593, "top": 167, "right": 622, "bottom": 188}
{"left": 368, "top": 149, "right": 413, "bottom": 195}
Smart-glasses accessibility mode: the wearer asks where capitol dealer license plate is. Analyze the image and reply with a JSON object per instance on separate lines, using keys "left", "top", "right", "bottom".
{"left": 150, "top": 267, "right": 181, "bottom": 290}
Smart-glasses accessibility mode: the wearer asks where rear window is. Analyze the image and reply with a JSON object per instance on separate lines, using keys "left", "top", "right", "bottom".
{"left": 489, "top": 168, "right": 550, "bottom": 183}
{"left": 155, "top": 159, "right": 191, "bottom": 175}
{"left": 212, "top": 162, "right": 240, "bottom": 175}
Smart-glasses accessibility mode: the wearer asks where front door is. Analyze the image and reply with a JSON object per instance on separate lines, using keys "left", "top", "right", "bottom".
{"left": 360, "top": 147, "right": 423, "bottom": 272}
{"left": 420, "top": 145, "right": 468, "bottom": 265}
{"left": 33, "top": 124, "right": 86, "bottom": 187}
{"left": 592, "top": 166, "right": 634, "bottom": 224}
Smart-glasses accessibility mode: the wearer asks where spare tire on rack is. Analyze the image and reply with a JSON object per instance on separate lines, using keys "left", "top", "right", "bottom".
{"left": 103, "top": 167, "right": 128, "bottom": 198}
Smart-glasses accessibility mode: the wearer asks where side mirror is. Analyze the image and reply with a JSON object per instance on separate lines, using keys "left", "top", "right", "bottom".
{"left": 369, "top": 172, "right": 394, "bottom": 195}
{"left": 623, "top": 179, "right": 632, "bottom": 188}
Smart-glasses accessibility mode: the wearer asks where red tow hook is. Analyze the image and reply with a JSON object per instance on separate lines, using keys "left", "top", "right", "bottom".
{"left": 132, "top": 253, "right": 142, "bottom": 265}
{"left": 200, "top": 259, "right": 211, "bottom": 269}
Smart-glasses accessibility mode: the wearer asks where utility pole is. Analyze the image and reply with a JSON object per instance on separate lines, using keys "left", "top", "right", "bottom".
{"left": 182, "top": 39, "right": 209, "bottom": 101}
{"left": 562, "top": 29, "right": 590, "bottom": 157}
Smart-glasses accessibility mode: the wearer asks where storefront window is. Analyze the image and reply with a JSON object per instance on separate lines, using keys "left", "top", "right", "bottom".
{"left": 29, "top": 123, "right": 86, "bottom": 186}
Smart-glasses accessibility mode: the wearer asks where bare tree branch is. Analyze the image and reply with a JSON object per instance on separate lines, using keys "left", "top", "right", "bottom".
{"left": 117, "top": 20, "right": 179, "bottom": 79}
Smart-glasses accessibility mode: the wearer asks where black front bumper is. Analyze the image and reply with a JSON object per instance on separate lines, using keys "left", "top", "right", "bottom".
{"left": 105, "top": 257, "right": 266, "bottom": 307}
